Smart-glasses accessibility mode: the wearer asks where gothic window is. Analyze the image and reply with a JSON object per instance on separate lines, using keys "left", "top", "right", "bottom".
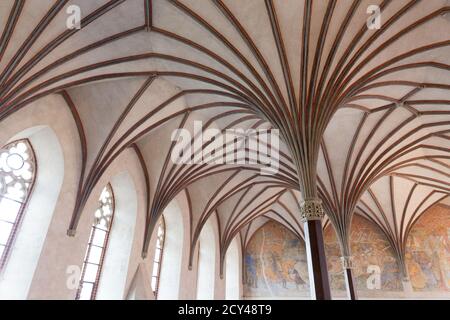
{"left": 151, "top": 216, "right": 165, "bottom": 297}
{"left": 0, "top": 140, "right": 36, "bottom": 270}
{"left": 76, "top": 184, "right": 115, "bottom": 300}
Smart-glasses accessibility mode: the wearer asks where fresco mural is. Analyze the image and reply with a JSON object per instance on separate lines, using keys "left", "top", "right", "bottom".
{"left": 324, "top": 215, "right": 403, "bottom": 295}
{"left": 406, "top": 204, "right": 450, "bottom": 292}
{"left": 244, "top": 221, "right": 310, "bottom": 298}
{"left": 244, "top": 204, "right": 449, "bottom": 299}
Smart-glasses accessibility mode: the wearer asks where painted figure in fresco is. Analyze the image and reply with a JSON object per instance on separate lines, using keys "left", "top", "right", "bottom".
{"left": 359, "top": 242, "right": 374, "bottom": 258}
{"left": 409, "top": 252, "right": 440, "bottom": 290}
{"left": 244, "top": 221, "right": 312, "bottom": 297}
{"left": 406, "top": 212, "right": 450, "bottom": 292}
{"left": 288, "top": 267, "right": 306, "bottom": 290}
{"left": 245, "top": 254, "right": 258, "bottom": 289}
{"left": 380, "top": 256, "right": 400, "bottom": 290}
{"left": 270, "top": 253, "right": 287, "bottom": 289}
{"left": 407, "top": 252, "right": 427, "bottom": 290}
{"left": 288, "top": 238, "right": 300, "bottom": 248}
{"left": 416, "top": 252, "right": 440, "bottom": 289}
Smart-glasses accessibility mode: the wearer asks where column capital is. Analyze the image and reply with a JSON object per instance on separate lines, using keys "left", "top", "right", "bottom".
{"left": 340, "top": 256, "right": 355, "bottom": 269}
{"left": 300, "top": 198, "right": 324, "bottom": 222}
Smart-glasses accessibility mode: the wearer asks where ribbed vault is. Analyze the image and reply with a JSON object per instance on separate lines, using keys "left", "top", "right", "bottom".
{"left": 0, "top": 0, "right": 448, "bottom": 298}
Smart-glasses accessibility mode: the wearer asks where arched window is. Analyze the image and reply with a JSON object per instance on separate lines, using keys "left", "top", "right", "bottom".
{"left": 151, "top": 216, "right": 165, "bottom": 297}
{"left": 76, "top": 184, "right": 115, "bottom": 300}
{"left": 0, "top": 140, "right": 36, "bottom": 270}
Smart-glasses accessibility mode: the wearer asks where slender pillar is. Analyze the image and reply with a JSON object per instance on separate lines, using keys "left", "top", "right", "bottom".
{"left": 301, "top": 199, "right": 331, "bottom": 300}
{"left": 341, "top": 256, "right": 358, "bottom": 300}
{"left": 402, "top": 276, "right": 414, "bottom": 296}
{"left": 400, "top": 261, "right": 414, "bottom": 297}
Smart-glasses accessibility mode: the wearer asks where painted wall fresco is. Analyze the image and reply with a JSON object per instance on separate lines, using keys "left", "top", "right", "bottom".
{"left": 243, "top": 204, "right": 449, "bottom": 298}
{"left": 244, "top": 221, "right": 309, "bottom": 298}
{"left": 406, "top": 204, "right": 450, "bottom": 292}
{"left": 324, "top": 215, "right": 403, "bottom": 295}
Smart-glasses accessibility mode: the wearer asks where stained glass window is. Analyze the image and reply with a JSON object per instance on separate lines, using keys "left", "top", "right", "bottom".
{"left": 76, "top": 184, "right": 114, "bottom": 300}
{"left": 0, "top": 139, "right": 36, "bottom": 270}
{"left": 151, "top": 216, "right": 165, "bottom": 297}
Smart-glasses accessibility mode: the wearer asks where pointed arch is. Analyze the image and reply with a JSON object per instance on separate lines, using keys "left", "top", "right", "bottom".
{"left": 0, "top": 139, "right": 36, "bottom": 270}
{"left": 151, "top": 215, "right": 165, "bottom": 297}
{"left": 76, "top": 184, "right": 115, "bottom": 300}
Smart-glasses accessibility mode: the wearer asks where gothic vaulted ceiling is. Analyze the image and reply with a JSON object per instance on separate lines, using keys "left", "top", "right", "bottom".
{"left": 0, "top": 0, "right": 448, "bottom": 272}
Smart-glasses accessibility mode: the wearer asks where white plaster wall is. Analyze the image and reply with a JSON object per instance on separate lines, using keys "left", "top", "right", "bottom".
{"left": 96, "top": 172, "right": 138, "bottom": 299}
{"left": 225, "top": 236, "right": 242, "bottom": 300}
{"left": 0, "top": 127, "right": 64, "bottom": 299}
{"left": 26, "top": 145, "right": 149, "bottom": 299}
{"left": 177, "top": 190, "right": 199, "bottom": 300}
{"left": 137, "top": 190, "right": 195, "bottom": 300}
{"left": 195, "top": 213, "right": 224, "bottom": 300}
{"left": 126, "top": 263, "right": 154, "bottom": 300}
{"left": 0, "top": 94, "right": 81, "bottom": 300}
{"left": 211, "top": 214, "right": 225, "bottom": 300}
{"left": 196, "top": 218, "right": 216, "bottom": 300}
{"left": 0, "top": 92, "right": 151, "bottom": 299}
{"left": 157, "top": 197, "right": 184, "bottom": 300}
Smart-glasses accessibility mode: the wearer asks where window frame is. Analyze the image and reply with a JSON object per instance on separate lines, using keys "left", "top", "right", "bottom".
{"left": 0, "top": 139, "right": 37, "bottom": 272}
{"left": 76, "top": 184, "right": 115, "bottom": 300}
{"left": 151, "top": 216, "right": 165, "bottom": 298}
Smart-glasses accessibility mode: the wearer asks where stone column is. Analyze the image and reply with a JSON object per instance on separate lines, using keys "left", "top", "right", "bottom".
{"left": 301, "top": 198, "right": 331, "bottom": 300}
{"left": 341, "top": 256, "right": 358, "bottom": 300}
{"left": 399, "top": 260, "right": 414, "bottom": 297}
{"left": 402, "top": 276, "right": 414, "bottom": 295}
